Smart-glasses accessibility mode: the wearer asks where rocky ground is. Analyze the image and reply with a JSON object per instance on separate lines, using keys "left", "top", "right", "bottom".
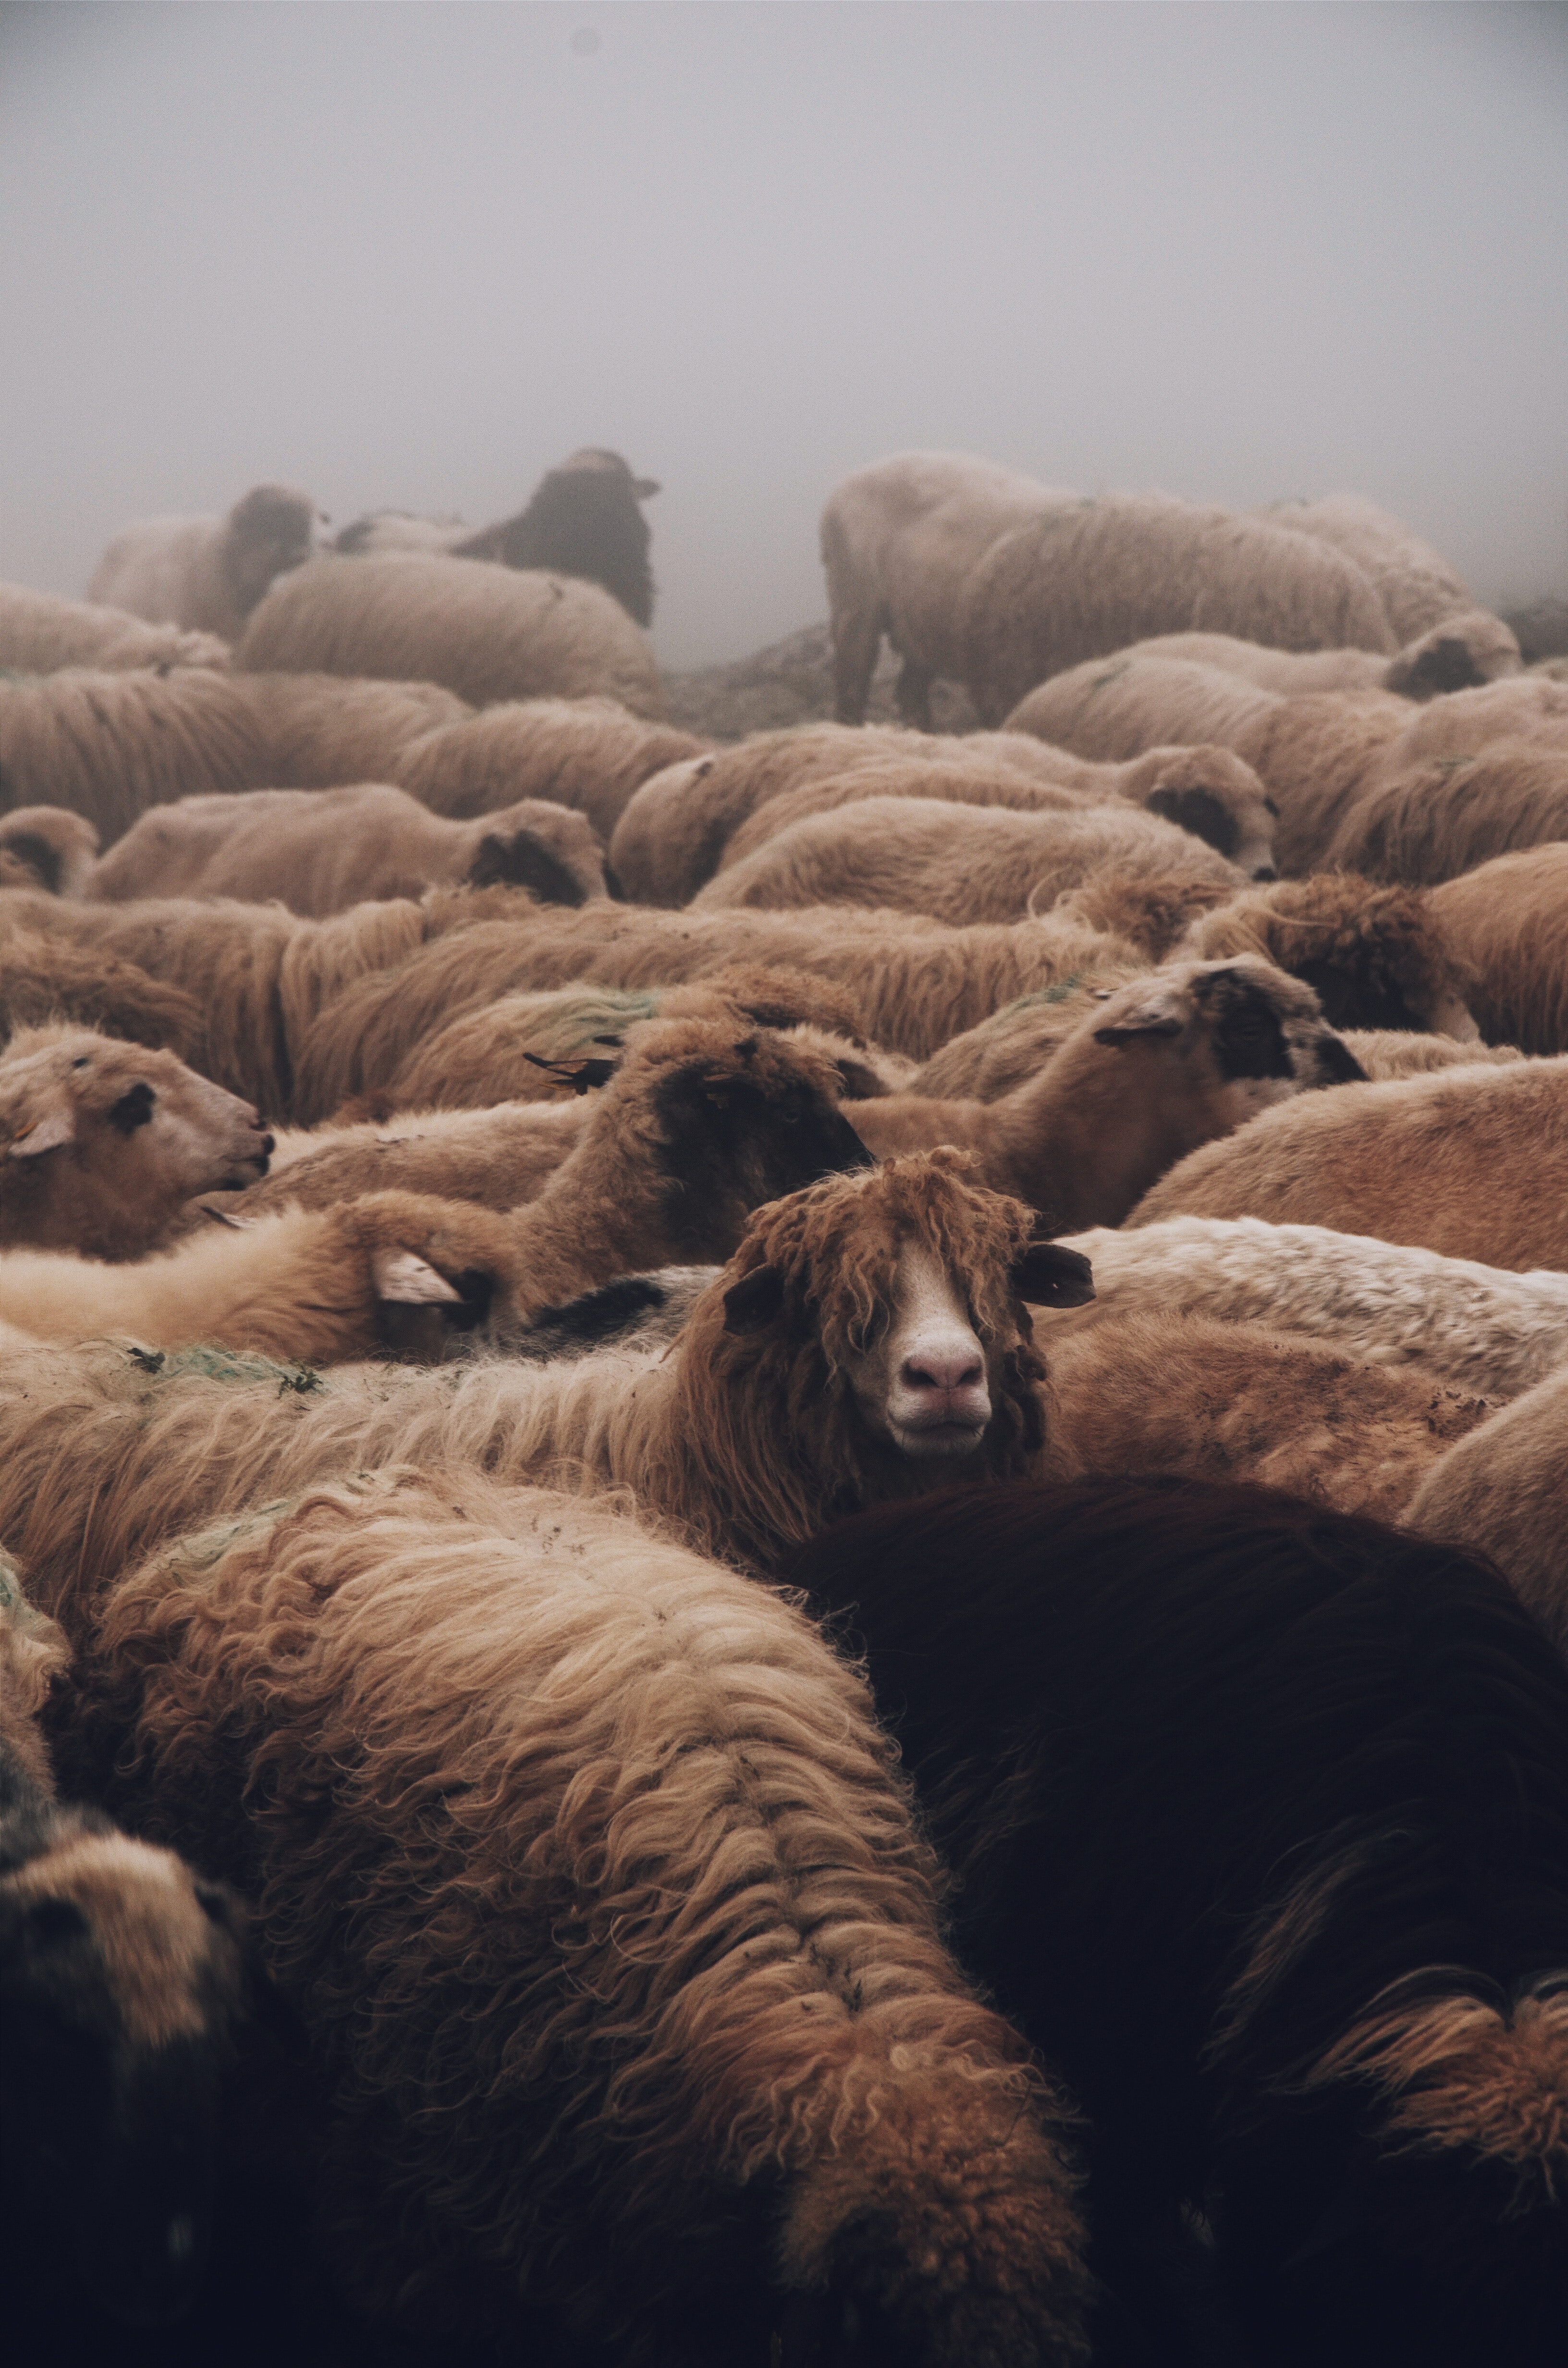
{"left": 661, "top": 621, "right": 977, "bottom": 740}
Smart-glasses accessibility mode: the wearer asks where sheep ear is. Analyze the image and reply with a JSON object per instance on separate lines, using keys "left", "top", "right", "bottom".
{"left": 633, "top": 477, "right": 661, "bottom": 499}
{"left": 1092, "top": 997, "right": 1185, "bottom": 1047}
{"left": 372, "top": 1249, "right": 464, "bottom": 1306}
{"left": 723, "top": 1264, "right": 786, "bottom": 1334}
{"left": 7, "top": 1104, "right": 74, "bottom": 1159}
{"left": 1013, "top": 1242, "right": 1095, "bottom": 1307}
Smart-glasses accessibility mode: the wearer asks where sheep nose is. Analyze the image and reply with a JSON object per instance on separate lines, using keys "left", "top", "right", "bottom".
{"left": 901, "top": 1347, "right": 985, "bottom": 1395}
{"left": 257, "top": 1130, "right": 275, "bottom": 1156}
{"left": 1252, "top": 865, "right": 1278, "bottom": 882}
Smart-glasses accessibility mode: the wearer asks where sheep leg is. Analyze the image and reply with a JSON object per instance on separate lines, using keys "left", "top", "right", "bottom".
{"left": 830, "top": 606, "right": 885, "bottom": 727}
{"left": 894, "top": 655, "right": 935, "bottom": 732}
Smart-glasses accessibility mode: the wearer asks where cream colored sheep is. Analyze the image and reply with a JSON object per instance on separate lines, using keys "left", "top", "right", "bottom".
{"left": 391, "top": 694, "right": 710, "bottom": 841}
{"left": 1430, "top": 845, "right": 1568, "bottom": 1055}
{"left": 88, "top": 483, "right": 319, "bottom": 642}
{"left": 87, "top": 785, "right": 608, "bottom": 914}
{"left": 1053, "top": 1215, "right": 1568, "bottom": 1397}
{"left": 1129, "top": 1056, "right": 1568, "bottom": 1270}
{"left": 0, "top": 807, "right": 99, "bottom": 897}
{"left": 237, "top": 552, "right": 667, "bottom": 721}
{"left": 1405, "top": 1368, "right": 1568, "bottom": 1655}
{"left": 1323, "top": 738, "right": 1568, "bottom": 886}
{"left": 0, "top": 667, "right": 267, "bottom": 845}
{"left": 1005, "top": 653, "right": 1284, "bottom": 759}
{"left": 0, "top": 581, "right": 230, "bottom": 675}
{"left": 1337, "top": 1032, "right": 1522, "bottom": 1081}
{"left": 819, "top": 450, "right": 1073, "bottom": 727}
{"left": 960, "top": 494, "right": 1396, "bottom": 725}
{"left": 1103, "top": 611, "right": 1523, "bottom": 700}
{"left": 0, "top": 1023, "right": 271, "bottom": 1259}
{"left": 0, "top": 925, "right": 204, "bottom": 1060}
{"left": 691, "top": 794, "right": 1244, "bottom": 922}
{"left": 1256, "top": 493, "right": 1490, "bottom": 644}
{"left": 242, "top": 668, "right": 471, "bottom": 785}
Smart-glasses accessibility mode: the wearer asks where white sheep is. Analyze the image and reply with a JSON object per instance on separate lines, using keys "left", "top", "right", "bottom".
{"left": 87, "top": 483, "right": 320, "bottom": 642}
{"left": 0, "top": 580, "right": 231, "bottom": 676}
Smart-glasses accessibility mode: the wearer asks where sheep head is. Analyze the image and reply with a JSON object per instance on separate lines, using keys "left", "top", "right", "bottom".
{"left": 1384, "top": 610, "right": 1524, "bottom": 701}
{"left": 1129, "top": 743, "right": 1280, "bottom": 880}
{"left": 221, "top": 483, "right": 318, "bottom": 616}
{"left": 0, "top": 807, "right": 99, "bottom": 899}
{"left": 1183, "top": 875, "right": 1482, "bottom": 1040}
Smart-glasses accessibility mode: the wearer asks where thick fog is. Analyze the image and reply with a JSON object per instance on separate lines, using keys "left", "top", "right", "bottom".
{"left": 2, "top": 0, "right": 1565, "bottom": 669}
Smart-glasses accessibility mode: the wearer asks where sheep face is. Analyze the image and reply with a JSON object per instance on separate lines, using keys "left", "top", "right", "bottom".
{"left": 1139, "top": 746, "right": 1280, "bottom": 880}
{"left": 1092, "top": 958, "right": 1367, "bottom": 1122}
{"left": 0, "top": 1820, "right": 243, "bottom": 2327}
{"left": 221, "top": 484, "right": 317, "bottom": 617}
{"left": 0, "top": 806, "right": 99, "bottom": 898}
{"left": 0, "top": 1027, "right": 273, "bottom": 1259}
{"left": 1384, "top": 611, "right": 1524, "bottom": 702}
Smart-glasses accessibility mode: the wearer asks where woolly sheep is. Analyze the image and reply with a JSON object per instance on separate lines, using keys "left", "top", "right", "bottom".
{"left": 961, "top": 494, "right": 1396, "bottom": 725}
{"left": 0, "top": 925, "right": 203, "bottom": 1060}
{"left": 1430, "top": 846, "right": 1568, "bottom": 1054}
{"left": 240, "top": 668, "right": 471, "bottom": 786}
{"left": 0, "top": 581, "right": 231, "bottom": 676}
{"left": 0, "top": 806, "right": 99, "bottom": 897}
{"left": 337, "top": 446, "right": 662, "bottom": 624}
{"left": 1338, "top": 1030, "right": 1523, "bottom": 1081}
{"left": 1054, "top": 1216, "right": 1568, "bottom": 1397}
{"left": 1006, "top": 652, "right": 1285, "bottom": 760}
{"left": 0, "top": 667, "right": 266, "bottom": 846}
{"left": 1406, "top": 1364, "right": 1568, "bottom": 1658}
{"left": 1258, "top": 492, "right": 1492, "bottom": 643}
{"left": 691, "top": 795, "right": 1245, "bottom": 923}
{"left": 1324, "top": 736, "right": 1568, "bottom": 886}
{"left": 796, "top": 1479, "right": 1568, "bottom": 2368}
{"left": 1102, "top": 610, "right": 1523, "bottom": 699}
{"left": 88, "top": 483, "right": 319, "bottom": 643}
{"left": 852, "top": 957, "right": 1366, "bottom": 1227}
{"left": 392, "top": 694, "right": 710, "bottom": 841}
{"left": 0, "top": 1024, "right": 272, "bottom": 1260}
{"left": 88, "top": 785, "right": 609, "bottom": 915}
{"left": 236, "top": 552, "right": 668, "bottom": 721}
{"left": 1180, "top": 872, "right": 1480, "bottom": 1038}
{"left": 1129, "top": 1055, "right": 1568, "bottom": 1269}
{"left": 819, "top": 450, "right": 1073, "bottom": 727}
{"left": 53, "top": 1473, "right": 1091, "bottom": 2362}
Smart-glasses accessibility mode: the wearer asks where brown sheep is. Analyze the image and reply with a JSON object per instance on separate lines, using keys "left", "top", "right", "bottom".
{"left": 87, "top": 483, "right": 319, "bottom": 643}
{"left": 1324, "top": 737, "right": 1568, "bottom": 886}
{"left": 1099, "top": 611, "right": 1523, "bottom": 700}
{"left": 1128, "top": 1056, "right": 1568, "bottom": 1270}
{"left": 851, "top": 958, "right": 1364, "bottom": 1224}
{"left": 1431, "top": 845, "right": 1568, "bottom": 1053}
{"left": 1179, "top": 872, "right": 1481, "bottom": 1038}
{"left": 691, "top": 796, "right": 1244, "bottom": 924}
{"left": 52, "top": 1475, "right": 1092, "bottom": 2363}
{"left": 241, "top": 668, "right": 471, "bottom": 785}
{"left": 0, "top": 1024, "right": 271, "bottom": 1260}
{"left": 1005, "top": 652, "right": 1284, "bottom": 760}
{"left": 88, "top": 785, "right": 609, "bottom": 915}
{"left": 0, "top": 667, "right": 267, "bottom": 847}
{"left": 0, "top": 926, "right": 204, "bottom": 1060}
{"left": 237, "top": 553, "right": 668, "bottom": 722}
{"left": 0, "top": 807, "right": 99, "bottom": 897}
{"left": 960, "top": 494, "right": 1396, "bottom": 725}
{"left": 392, "top": 694, "right": 710, "bottom": 842}
{"left": 1406, "top": 1365, "right": 1568, "bottom": 1658}
{"left": 1337, "top": 1032, "right": 1522, "bottom": 1081}
{"left": 0, "top": 581, "right": 231, "bottom": 676}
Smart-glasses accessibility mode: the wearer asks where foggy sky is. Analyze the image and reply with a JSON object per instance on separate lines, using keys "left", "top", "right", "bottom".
{"left": 2, "top": 0, "right": 1565, "bottom": 670}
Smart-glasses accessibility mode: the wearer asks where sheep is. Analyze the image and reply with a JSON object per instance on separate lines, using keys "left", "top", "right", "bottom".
{"left": 819, "top": 450, "right": 1074, "bottom": 727}
{"left": 850, "top": 957, "right": 1365, "bottom": 1226}
{"left": 0, "top": 1024, "right": 272, "bottom": 1260}
{"left": 691, "top": 796, "right": 1246, "bottom": 924}
{"left": 1324, "top": 736, "right": 1568, "bottom": 886}
{"left": 1005, "top": 651, "right": 1286, "bottom": 760}
{"left": 794, "top": 1478, "right": 1568, "bottom": 2368}
{"left": 239, "top": 667, "right": 471, "bottom": 786}
{"left": 1338, "top": 1030, "right": 1523, "bottom": 1081}
{"left": 1430, "top": 846, "right": 1568, "bottom": 1054}
{"left": 290, "top": 902, "right": 1139, "bottom": 1106}
{"left": 236, "top": 553, "right": 668, "bottom": 722}
{"left": 1129, "top": 1055, "right": 1568, "bottom": 1270}
{"left": 0, "top": 1021, "right": 873, "bottom": 1361}
{"left": 50, "top": 1473, "right": 1092, "bottom": 2363}
{"left": 87, "top": 785, "right": 609, "bottom": 915}
{"left": 1406, "top": 1364, "right": 1568, "bottom": 1659}
{"left": 337, "top": 447, "right": 662, "bottom": 624}
{"left": 0, "top": 1550, "right": 246, "bottom": 2332}
{"left": 714, "top": 742, "right": 1281, "bottom": 884}
{"left": 1052, "top": 1216, "right": 1568, "bottom": 1398}
{"left": 1258, "top": 492, "right": 1494, "bottom": 643}
{"left": 392, "top": 694, "right": 710, "bottom": 842}
{"left": 1179, "top": 872, "right": 1481, "bottom": 1038}
{"left": 0, "top": 666, "right": 268, "bottom": 847}
{"left": 87, "top": 483, "right": 320, "bottom": 643}
{"left": 960, "top": 494, "right": 1396, "bottom": 725}
{"left": 1098, "top": 609, "right": 1523, "bottom": 699}
{"left": 0, "top": 805, "right": 99, "bottom": 896}
{"left": 0, "top": 580, "right": 231, "bottom": 676}
{"left": 909, "top": 980, "right": 1142, "bottom": 1100}
{"left": 0, "top": 924, "right": 204, "bottom": 1060}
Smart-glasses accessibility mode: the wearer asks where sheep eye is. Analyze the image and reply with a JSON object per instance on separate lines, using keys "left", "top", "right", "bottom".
{"left": 72, "top": 1057, "right": 90, "bottom": 1070}
{"left": 1263, "top": 797, "right": 1281, "bottom": 818}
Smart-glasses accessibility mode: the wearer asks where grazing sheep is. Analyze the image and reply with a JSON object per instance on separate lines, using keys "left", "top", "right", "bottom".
{"left": 1324, "top": 736, "right": 1568, "bottom": 886}
{"left": 237, "top": 553, "right": 667, "bottom": 722}
{"left": 715, "top": 741, "right": 1281, "bottom": 884}
{"left": 1102, "top": 610, "right": 1523, "bottom": 700}
{"left": 0, "top": 925, "right": 203, "bottom": 1060}
{"left": 1406, "top": 1365, "right": 1568, "bottom": 1658}
{"left": 961, "top": 495, "right": 1396, "bottom": 725}
{"left": 1006, "top": 651, "right": 1285, "bottom": 760}
{"left": 0, "top": 667, "right": 267, "bottom": 846}
{"left": 291, "top": 902, "right": 1138, "bottom": 1105}
{"left": 1180, "top": 872, "right": 1480, "bottom": 1038}
{"left": 54, "top": 1474, "right": 1091, "bottom": 2363}
{"left": 851, "top": 957, "right": 1365, "bottom": 1226}
{"left": 0, "top": 1021, "right": 872, "bottom": 1360}
{"left": 1260, "top": 492, "right": 1493, "bottom": 643}
{"left": 241, "top": 668, "right": 470, "bottom": 786}
{"left": 692, "top": 795, "right": 1244, "bottom": 923}
{"left": 0, "top": 1024, "right": 272, "bottom": 1259}
{"left": 0, "top": 581, "right": 231, "bottom": 676}
{"left": 1044, "top": 864, "right": 1243, "bottom": 962}
{"left": 795, "top": 1479, "right": 1568, "bottom": 2368}
{"left": 393, "top": 694, "right": 710, "bottom": 842}
{"left": 1055, "top": 1216, "right": 1568, "bottom": 1397}
{"left": 1338, "top": 1030, "right": 1523, "bottom": 1081}
{"left": 0, "top": 806, "right": 99, "bottom": 897}
{"left": 1430, "top": 845, "right": 1568, "bottom": 1054}
{"left": 1129, "top": 1055, "right": 1568, "bottom": 1269}
{"left": 910, "top": 980, "right": 1140, "bottom": 1100}
{"left": 820, "top": 450, "right": 1072, "bottom": 726}
{"left": 88, "top": 785, "right": 609, "bottom": 915}
{"left": 0, "top": 1552, "right": 245, "bottom": 2331}
{"left": 87, "top": 483, "right": 319, "bottom": 643}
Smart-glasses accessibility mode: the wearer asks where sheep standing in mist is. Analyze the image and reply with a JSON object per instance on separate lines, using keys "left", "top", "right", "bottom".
{"left": 87, "top": 483, "right": 320, "bottom": 643}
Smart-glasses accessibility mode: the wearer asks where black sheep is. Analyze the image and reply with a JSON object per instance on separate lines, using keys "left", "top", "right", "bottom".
{"left": 453, "top": 446, "right": 659, "bottom": 626}
{"left": 793, "top": 1479, "right": 1568, "bottom": 2368}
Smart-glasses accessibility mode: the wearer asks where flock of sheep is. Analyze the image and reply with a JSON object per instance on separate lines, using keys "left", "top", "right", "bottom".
{"left": 4, "top": 441, "right": 1568, "bottom": 2368}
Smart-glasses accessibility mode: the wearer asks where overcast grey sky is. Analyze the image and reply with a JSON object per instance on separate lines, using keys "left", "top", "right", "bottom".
{"left": 2, "top": 1, "right": 1565, "bottom": 667}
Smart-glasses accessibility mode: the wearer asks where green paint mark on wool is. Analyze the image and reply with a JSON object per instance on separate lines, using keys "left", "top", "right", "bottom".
{"left": 121, "top": 1344, "right": 324, "bottom": 1391}
{"left": 0, "top": 1551, "right": 58, "bottom": 1645}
